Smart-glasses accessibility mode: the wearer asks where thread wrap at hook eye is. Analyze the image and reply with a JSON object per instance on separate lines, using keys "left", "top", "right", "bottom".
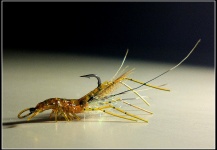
{"left": 18, "top": 107, "right": 36, "bottom": 119}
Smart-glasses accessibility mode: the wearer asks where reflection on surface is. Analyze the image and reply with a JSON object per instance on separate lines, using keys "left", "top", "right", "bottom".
{"left": 3, "top": 52, "right": 214, "bottom": 148}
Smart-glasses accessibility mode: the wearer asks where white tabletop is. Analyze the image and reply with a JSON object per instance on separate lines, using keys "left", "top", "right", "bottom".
{"left": 3, "top": 51, "right": 215, "bottom": 148}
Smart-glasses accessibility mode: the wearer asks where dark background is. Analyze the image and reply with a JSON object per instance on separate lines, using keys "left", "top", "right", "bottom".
{"left": 3, "top": 2, "right": 214, "bottom": 67}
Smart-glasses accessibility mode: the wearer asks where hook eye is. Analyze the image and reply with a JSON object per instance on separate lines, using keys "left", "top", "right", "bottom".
{"left": 18, "top": 107, "right": 36, "bottom": 119}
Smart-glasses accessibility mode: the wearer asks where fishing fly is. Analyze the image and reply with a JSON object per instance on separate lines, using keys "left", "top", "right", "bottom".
{"left": 18, "top": 39, "right": 201, "bottom": 123}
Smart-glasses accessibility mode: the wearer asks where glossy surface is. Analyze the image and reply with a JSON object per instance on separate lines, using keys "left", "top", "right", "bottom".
{"left": 3, "top": 51, "right": 215, "bottom": 148}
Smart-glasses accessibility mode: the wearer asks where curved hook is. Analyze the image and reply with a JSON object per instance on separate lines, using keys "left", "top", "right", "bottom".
{"left": 80, "top": 74, "right": 101, "bottom": 87}
{"left": 18, "top": 107, "right": 36, "bottom": 119}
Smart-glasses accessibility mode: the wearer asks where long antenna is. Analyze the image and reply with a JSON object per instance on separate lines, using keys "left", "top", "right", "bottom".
{"left": 107, "top": 39, "right": 201, "bottom": 98}
{"left": 111, "top": 49, "right": 129, "bottom": 81}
